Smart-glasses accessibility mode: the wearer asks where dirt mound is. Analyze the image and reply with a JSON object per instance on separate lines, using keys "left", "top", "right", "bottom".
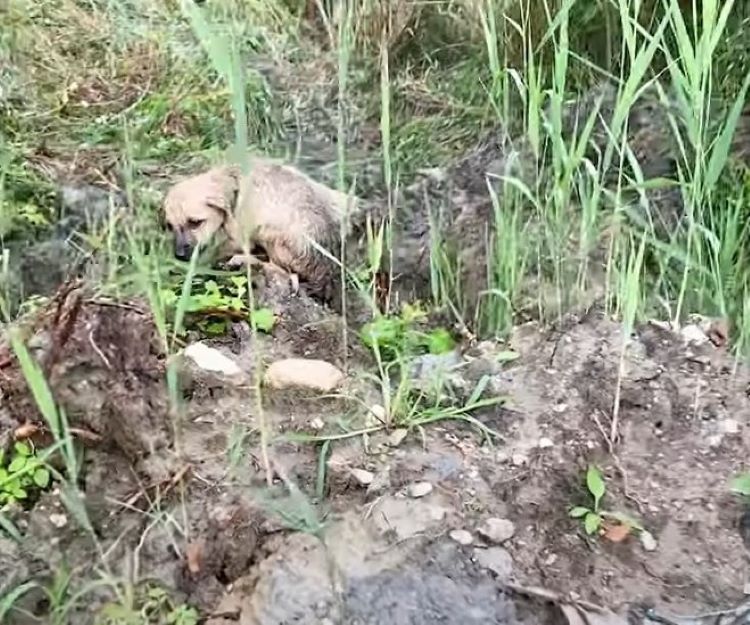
{"left": 0, "top": 281, "right": 173, "bottom": 477}
{"left": 1, "top": 280, "right": 749, "bottom": 624}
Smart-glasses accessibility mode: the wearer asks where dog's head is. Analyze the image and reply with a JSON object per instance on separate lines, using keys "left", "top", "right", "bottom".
{"left": 162, "top": 166, "right": 240, "bottom": 261}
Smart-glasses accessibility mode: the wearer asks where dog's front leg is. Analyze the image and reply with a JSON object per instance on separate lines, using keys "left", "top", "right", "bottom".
{"left": 223, "top": 252, "right": 265, "bottom": 270}
{"left": 223, "top": 254, "right": 299, "bottom": 295}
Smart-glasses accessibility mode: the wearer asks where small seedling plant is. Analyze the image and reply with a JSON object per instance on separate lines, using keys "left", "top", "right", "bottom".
{"left": 97, "top": 585, "right": 199, "bottom": 625}
{"left": 569, "top": 465, "right": 642, "bottom": 541}
{"left": 359, "top": 302, "right": 456, "bottom": 362}
{"left": 730, "top": 473, "right": 750, "bottom": 500}
{"left": 0, "top": 441, "right": 51, "bottom": 509}
{"left": 161, "top": 276, "right": 275, "bottom": 336}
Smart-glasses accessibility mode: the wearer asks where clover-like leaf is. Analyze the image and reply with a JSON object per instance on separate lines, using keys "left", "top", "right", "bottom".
{"left": 250, "top": 308, "right": 276, "bottom": 333}
{"left": 586, "top": 465, "right": 606, "bottom": 510}
{"left": 584, "top": 512, "right": 601, "bottom": 535}
{"left": 569, "top": 506, "right": 590, "bottom": 519}
{"left": 13, "top": 442, "right": 31, "bottom": 457}
{"left": 33, "top": 468, "right": 50, "bottom": 489}
{"left": 7, "top": 456, "right": 27, "bottom": 474}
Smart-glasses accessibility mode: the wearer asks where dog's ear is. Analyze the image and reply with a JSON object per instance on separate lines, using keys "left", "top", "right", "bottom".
{"left": 205, "top": 166, "right": 241, "bottom": 217}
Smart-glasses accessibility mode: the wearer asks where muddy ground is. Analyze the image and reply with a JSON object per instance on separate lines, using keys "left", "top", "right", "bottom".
{"left": 0, "top": 276, "right": 749, "bottom": 625}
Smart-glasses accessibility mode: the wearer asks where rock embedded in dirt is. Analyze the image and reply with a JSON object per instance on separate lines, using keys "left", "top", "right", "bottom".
{"left": 58, "top": 183, "right": 127, "bottom": 231}
{"left": 366, "top": 467, "right": 391, "bottom": 499}
{"left": 263, "top": 358, "right": 344, "bottom": 392}
{"left": 183, "top": 342, "right": 243, "bottom": 377}
{"left": 368, "top": 404, "right": 386, "bottom": 423}
{"left": 511, "top": 453, "right": 528, "bottom": 467}
{"left": 449, "top": 529, "right": 475, "bottom": 546}
{"left": 474, "top": 546, "right": 514, "bottom": 581}
{"left": 478, "top": 518, "right": 516, "bottom": 544}
{"left": 372, "top": 496, "right": 450, "bottom": 541}
{"left": 351, "top": 468, "right": 375, "bottom": 486}
{"left": 408, "top": 481, "right": 434, "bottom": 498}
{"left": 719, "top": 418, "right": 740, "bottom": 435}
{"left": 640, "top": 530, "right": 658, "bottom": 552}
{"left": 388, "top": 428, "right": 408, "bottom": 447}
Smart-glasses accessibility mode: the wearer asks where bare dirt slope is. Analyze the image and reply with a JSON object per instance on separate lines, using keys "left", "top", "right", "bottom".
{"left": 1, "top": 280, "right": 748, "bottom": 624}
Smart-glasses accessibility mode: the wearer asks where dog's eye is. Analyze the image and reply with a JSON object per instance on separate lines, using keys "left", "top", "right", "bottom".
{"left": 187, "top": 219, "right": 205, "bottom": 229}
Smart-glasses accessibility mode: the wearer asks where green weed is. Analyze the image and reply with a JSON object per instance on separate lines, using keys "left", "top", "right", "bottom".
{"left": 569, "top": 465, "right": 642, "bottom": 539}
{"left": 360, "top": 303, "right": 456, "bottom": 363}
{"left": 160, "top": 275, "right": 276, "bottom": 336}
{"left": 730, "top": 473, "right": 750, "bottom": 499}
{"left": 96, "top": 584, "right": 198, "bottom": 625}
{"left": 0, "top": 441, "right": 52, "bottom": 510}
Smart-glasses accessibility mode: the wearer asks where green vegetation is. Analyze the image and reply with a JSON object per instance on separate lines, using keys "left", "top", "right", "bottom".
{"left": 569, "top": 465, "right": 643, "bottom": 539}
{"left": 0, "top": 0, "right": 748, "bottom": 621}
{"left": 0, "top": 442, "right": 51, "bottom": 509}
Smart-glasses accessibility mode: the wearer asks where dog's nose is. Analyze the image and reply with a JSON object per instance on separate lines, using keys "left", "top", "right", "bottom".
{"left": 174, "top": 243, "right": 192, "bottom": 261}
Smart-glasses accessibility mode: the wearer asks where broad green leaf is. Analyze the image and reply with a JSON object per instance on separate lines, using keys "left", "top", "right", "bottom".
{"left": 586, "top": 465, "right": 606, "bottom": 509}
{"left": 250, "top": 308, "right": 276, "bottom": 333}
{"left": 584, "top": 512, "right": 601, "bottom": 535}
{"left": 569, "top": 506, "right": 590, "bottom": 519}
{"left": 496, "top": 350, "right": 520, "bottom": 363}
{"left": 426, "top": 328, "right": 455, "bottom": 355}
{"left": 13, "top": 442, "right": 31, "bottom": 457}
{"left": 33, "top": 468, "right": 50, "bottom": 489}
{"left": 7, "top": 457, "right": 26, "bottom": 473}
{"left": 730, "top": 473, "right": 750, "bottom": 497}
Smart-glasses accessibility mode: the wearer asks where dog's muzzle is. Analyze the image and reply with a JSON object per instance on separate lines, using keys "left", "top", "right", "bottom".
{"left": 173, "top": 232, "right": 194, "bottom": 261}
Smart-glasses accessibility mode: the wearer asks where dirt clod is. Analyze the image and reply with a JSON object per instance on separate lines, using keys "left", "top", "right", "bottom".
{"left": 0, "top": 282, "right": 172, "bottom": 478}
{"left": 478, "top": 518, "right": 516, "bottom": 545}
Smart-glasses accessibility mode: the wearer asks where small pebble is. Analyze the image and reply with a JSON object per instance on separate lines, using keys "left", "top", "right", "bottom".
{"left": 478, "top": 518, "right": 516, "bottom": 544}
{"left": 388, "top": 429, "right": 408, "bottom": 447}
{"left": 719, "top": 418, "right": 740, "bottom": 434}
{"left": 449, "top": 529, "right": 474, "bottom": 546}
{"left": 538, "top": 437, "right": 554, "bottom": 449}
{"left": 184, "top": 342, "right": 243, "bottom": 377}
{"left": 49, "top": 513, "right": 68, "bottom": 528}
{"left": 640, "top": 530, "right": 658, "bottom": 552}
{"left": 309, "top": 417, "right": 325, "bottom": 431}
{"left": 474, "top": 547, "right": 514, "bottom": 581}
{"left": 407, "top": 482, "right": 433, "bottom": 498}
{"left": 350, "top": 469, "right": 375, "bottom": 487}
{"left": 369, "top": 404, "right": 386, "bottom": 422}
{"left": 511, "top": 453, "right": 528, "bottom": 467}
{"left": 681, "top": 324, "right": 708, "bottom": 345}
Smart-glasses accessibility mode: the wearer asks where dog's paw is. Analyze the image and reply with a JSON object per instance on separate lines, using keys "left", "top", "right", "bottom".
{"left": 223, "top": 254, "right": 264, "bottom": 270}
{"left": 260, "top": 263, "right": 300, "bottom": 296}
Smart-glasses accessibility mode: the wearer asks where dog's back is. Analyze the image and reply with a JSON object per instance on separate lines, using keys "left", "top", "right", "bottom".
{"left": 237, "top": 156, "right": 359, "bottom": 298}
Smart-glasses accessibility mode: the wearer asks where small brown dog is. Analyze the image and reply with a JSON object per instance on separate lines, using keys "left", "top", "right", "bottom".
{"left": 162, "top": 157, "right": 357, "bottom": 297}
